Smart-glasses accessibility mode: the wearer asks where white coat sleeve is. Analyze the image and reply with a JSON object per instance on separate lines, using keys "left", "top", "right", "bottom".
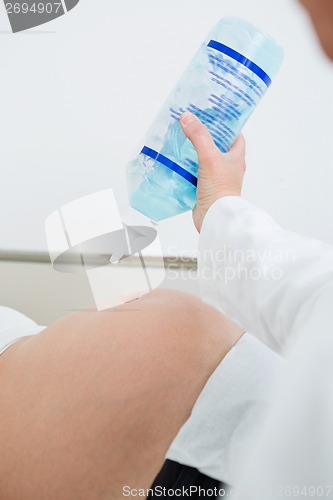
{"left": 232, "top": 283, "right": 333, "bottom": 499}
{"left": 198, "top": 196, "right": 333, "bottom": 351}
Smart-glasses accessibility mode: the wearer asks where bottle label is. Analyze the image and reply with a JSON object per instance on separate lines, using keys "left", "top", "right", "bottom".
{"left": 140, "top": 146, "right": 198, "bottom": 187}
{"left": 140, "top": 40, "right": 269, "bottom": 185}
{"left": 207, "top": 40, "right": 272, "bottom": 87}
{"left": 168, "top": 40, "right": 269, "bottom": 156}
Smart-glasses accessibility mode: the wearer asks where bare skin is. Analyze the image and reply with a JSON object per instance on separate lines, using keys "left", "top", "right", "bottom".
{"left": 0, "top": 289, "right": 243, "bottom": 500}
{"left": 299, "top": 0, "right": 333, "bottom": 60}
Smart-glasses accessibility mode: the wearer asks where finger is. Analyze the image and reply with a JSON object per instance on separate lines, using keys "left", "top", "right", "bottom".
{"left": 180, "top": 112, "right": 219, "bottom": 164}
{"left": 229, "top": 134, "right": 246, "bottom": 157}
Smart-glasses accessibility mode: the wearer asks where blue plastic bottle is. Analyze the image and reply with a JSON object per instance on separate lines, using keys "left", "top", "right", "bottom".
{"left": 127, "top": 17, "right": 284, "bottom": 222}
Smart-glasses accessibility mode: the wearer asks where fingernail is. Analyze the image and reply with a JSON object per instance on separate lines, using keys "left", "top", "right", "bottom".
{"left": 181, "top": 111, "right": 197, "bottom": 126}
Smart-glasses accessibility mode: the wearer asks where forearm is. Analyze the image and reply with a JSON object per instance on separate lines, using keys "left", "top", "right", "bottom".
{"left": 198, "top": 196, "right": 333, "bottom": 351}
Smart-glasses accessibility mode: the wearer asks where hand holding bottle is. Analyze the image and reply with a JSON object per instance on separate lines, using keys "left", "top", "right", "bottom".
{"left": 180, "top": 112, "right": 246, "bottom": 233}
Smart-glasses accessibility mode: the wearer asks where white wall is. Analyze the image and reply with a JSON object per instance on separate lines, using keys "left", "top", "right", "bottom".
{"left": 0, "top": 0, "right": 333, "bottom": 259}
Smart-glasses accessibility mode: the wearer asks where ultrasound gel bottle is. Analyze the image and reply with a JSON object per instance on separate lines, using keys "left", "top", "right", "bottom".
{"left": 126, "top": 17, "right": 284, "bottom": 222}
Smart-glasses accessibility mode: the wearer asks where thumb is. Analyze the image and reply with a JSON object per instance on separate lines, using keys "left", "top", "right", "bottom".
{"left": 180, "top": 112, "right": 219, "bottom": 164}
{"left": 229, "top": 133, "right": 246, "bottom": 158}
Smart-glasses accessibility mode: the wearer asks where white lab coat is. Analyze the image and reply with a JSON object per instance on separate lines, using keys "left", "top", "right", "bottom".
{"left": 168, "top": 197, "right": 333, "bottom": 497}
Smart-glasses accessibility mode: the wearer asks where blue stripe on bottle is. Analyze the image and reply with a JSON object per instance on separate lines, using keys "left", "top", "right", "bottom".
{"left": 141, "top": 146, "right": 198, "bottom": 187}
{"left": 207, "top": 40, "right": 272, "bottom": 87}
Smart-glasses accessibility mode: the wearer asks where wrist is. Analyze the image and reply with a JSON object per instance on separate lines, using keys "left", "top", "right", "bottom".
{"left": 194, "top": 194, "right": 242, "bottom": 233}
